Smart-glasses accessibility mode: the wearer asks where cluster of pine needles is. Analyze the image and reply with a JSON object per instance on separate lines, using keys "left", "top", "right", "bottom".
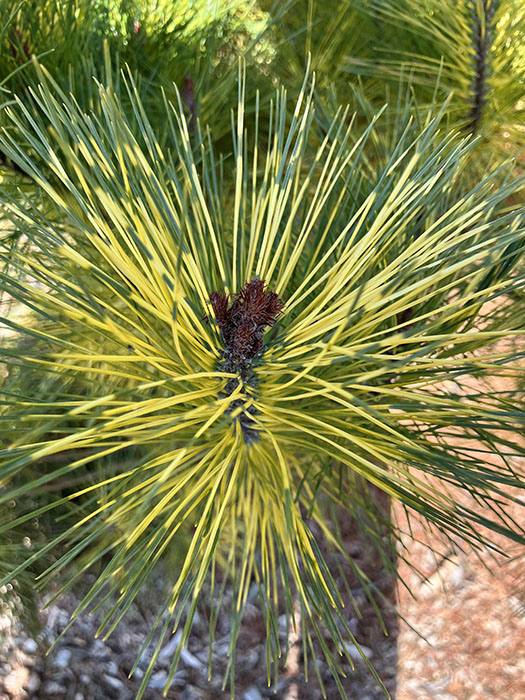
{"left": 0, "top": 1, "right": 524, "bottom": 698}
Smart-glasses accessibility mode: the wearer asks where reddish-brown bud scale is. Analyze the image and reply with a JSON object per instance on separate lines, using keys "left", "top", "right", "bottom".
{"left": 205, "top": 279, "right": 283, "bottom": 442}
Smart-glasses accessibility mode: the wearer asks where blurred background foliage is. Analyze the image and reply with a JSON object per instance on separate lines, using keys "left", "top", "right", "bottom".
{"left": 1, "top": 0, "right": 522, "bottom": 180}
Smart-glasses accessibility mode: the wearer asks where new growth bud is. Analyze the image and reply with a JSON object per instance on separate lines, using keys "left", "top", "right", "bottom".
{"left": 207, "top": 279, "right": 283, "bottom": 442}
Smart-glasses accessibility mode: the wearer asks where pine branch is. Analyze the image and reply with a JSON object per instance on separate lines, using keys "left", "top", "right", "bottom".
{"left": 467, "top": 0, "right": 499, "bottom": 134}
